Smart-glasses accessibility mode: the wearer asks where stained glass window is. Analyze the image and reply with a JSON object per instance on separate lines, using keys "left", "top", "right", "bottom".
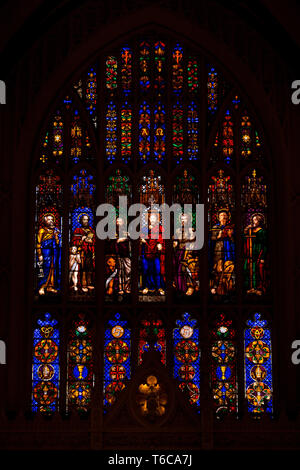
{"left": 154, "top": 41, "right": 166, "bottom": 93}
{"left": 208, "top": 170, "right": 235, "bottom": 298}
{"left": 172, "top": 102, "right": 183, "bottom": 164}
{"left": 222, "top": 110, "right": 234, "bottom": 164}
{"left": 52, "top": 111, "right": 64, "bottom": 163}
{"left": 139, "top": 102, "right": 151, "bottom": 163}
{"left": 33, "top": 38, "right": 273, "bottom": 420}
{"left": 121, "top": 47, "right": 132, "bottom": 94}
{"left": 207, "top": 64, "right": 229, "bottom": 123}
{"left": 173, "top": 313, "right": 200, "bottom": 410}
{"left": 70, "top": 110, "right": 83, "bottom": 164}
{"left": 32, "top": 313, "right": 60, "bottom": 413}
{"left": 172, "top": 169, "right": 200, "bottom": 297}
{"left": 69, "top": 170, "right": 96, "bottom": 298}
{"left": 139, "top": 170, "right": 166, "bottom": 302}
{"left": 104, "top": 313, "right": 131, "bottom": 409}
{"left": 106, "top": 56, "right": 118, "bottom": 90}
{"left": 138, "top": 318, "right": 166, "bottom": 365}
{"left": 140, "top": 41, "right": 150, "bottom": 92}
{"left": 106, "top": 101, "right": 117, "bottom": 164}
{"left": 86, "top": 67, "right": 97, "bottom": 127}
{"left": 244, "top": 313, "right": 273, "bottom": 415}
{"left": 241, "top": 169, "right": 268, "bottom": 296}
{"left": 211, "top": 314, "right": 238, "bottom": 417}
{"left": 67, "top": 315, "right": 93, "bottom": 412}
{"left": 172, "top": 44, "right": 184, "bottom": 93}
{"left": 105, "top": 169, "right": 132, "bottom": 301}
{"left": 35, "top": 171, "right": 62, "bottom": 298}
{"left": 40, "top": 131, "right": 49, "bottom": 164}
{"left": 207, "top": 66, "right": 218, "bottom": 115}
{"left": 187, "top": 102, "right": 199, "bottom": 161}
{"left": 187, "top": 57, "right": 198, "bottom": 93}
{"left": 154, "top": 102, "right": 165, "bottom": 163}
{"left": 240, "top": 112, "right": 252, "bottom": 159}
{"left": 121, "top": 102, "right": 132, "bottom": 163}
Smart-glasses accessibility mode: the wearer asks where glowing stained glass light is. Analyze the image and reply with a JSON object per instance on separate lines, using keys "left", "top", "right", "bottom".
{"left": 154, "top": 41, "right": 166, "bottom": 92}
{"left": 187, "top": 57, "right": 198, "bottom": 93}
{"left": 255, "top": 130, "right": 261, "bottom": 148}
{"left": 232, "top": 95, "right": 240, "bottom": 109}
{"left": 140, "top": 41, "right": 150, "bottom": 92}
{"left": 67, "top": 316, "right": 93, "bottom": 411}
{"left": 121, "top": 102, "right": 132, "bottom": 163}
{"left": 35, "top": 171, "right": 62, "bottom": 297}
{"left": 70, "top": 110, "right": 82, "bottom": 164}
{"left": 211, "top": 314, "right": 238, "bottom": 417}
{"left": 52, "top": 111, "right": 63, "bottom": 162}
{"left": 104, "top": 313, "right": 131, "bottom": 409}
{"left": 86, "top": 67, "right": 97, "bottom": 127}
{"left": 74, "top": 79, "right": 83, "bottom": 99}
{"left": 173, "top": 313, "right": 200, "bottom": 409}
{"left": 40, "top": 131, "right": 49, "bottom": 164}
{"left": 121, "top": 47, "right": 132, "bottom": 94}
{"left": 106, "top": 56, "right": 118, "bottom": 90}
{"left": 173, "top": 102, "right": 184, "bottom": 163}
{"left": 32, "top": 313, "right": 60, "bottom": 413}
{"left": 139, "top": 102, "right": 151, "bottom": 163}
{"left": 208, "top": 66, "right": 218, "bottom": 114}
{"left": 222, "top": 110, "right": 234, "bottom": 164}
{"left": 241, "top": 113, "right": 252, "bottom": 159}
{"left": 172, "top": 44, "right": 184, "bottom": 93}
{"left": 187, "top": 102, "right": 199, "bottom": 161}
{"left": 244, "top": 313, "right": 273, "bottom": 415}
{"left": 106, "top": 101, "right": 117, "bottom": 163}
{"left": 138, "top": 319, "right": 166, "bottom": 365}
{"left": 154, "top": 102, "right": 165, "bottom": 163}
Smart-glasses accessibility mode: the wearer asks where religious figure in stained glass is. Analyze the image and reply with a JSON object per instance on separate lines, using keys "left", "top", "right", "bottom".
{"left": 243, "top": 213, "right": 267, "bottom": 295}
{"left": 105, "top": 216, "right": 131, "bottom": 298}
{"left": 70, "top": 171, "right": 96, "bottom": 297}
{"left": 209, "top": 210, "right": 235, "bottom": 296}
{"left": 37, "top": 213, "right": 61, "bottom": 296}
{"left": 208, "top": 170, "right": 235, "bottom": 297}
{"left": 35, "top": 171, "right": 62, "bottom": 297}
{"left": 242, "top": 169, "right": 268, "bottom": 296}
{"left": 70, "top": 214, "right": 96, "bottom": 293}
{"left": 139, "top": 170, "right": 166, "bottom": 301}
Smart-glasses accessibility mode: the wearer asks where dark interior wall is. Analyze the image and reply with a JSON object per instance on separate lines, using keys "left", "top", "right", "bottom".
{"left": 0, "top": 0, "right": 299, "bottom": 449}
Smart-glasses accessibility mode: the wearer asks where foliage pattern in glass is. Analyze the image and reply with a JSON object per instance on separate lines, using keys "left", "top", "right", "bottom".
{"left": 32, "top": 313, "right": 60, "bottom": 413}
{"left": 244, "top": 313, "right": 273, "bottom": 414}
